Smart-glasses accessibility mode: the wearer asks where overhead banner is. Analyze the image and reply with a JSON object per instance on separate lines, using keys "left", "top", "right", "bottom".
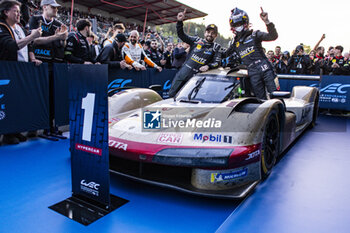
{"left": 0, "top": 61, "right": 49, "bottom": 134}
{"left": 69, "top": 64, "right": 111, "bottom": 208}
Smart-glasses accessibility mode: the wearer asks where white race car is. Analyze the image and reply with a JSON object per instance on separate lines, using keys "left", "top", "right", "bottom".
{"left": 108, "top": 68, "right": 319, "bottom": 198}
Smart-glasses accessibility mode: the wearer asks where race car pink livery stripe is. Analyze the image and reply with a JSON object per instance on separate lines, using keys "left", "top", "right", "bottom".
{"left": 109, "top": 136, "right": 261, "bottom": 169}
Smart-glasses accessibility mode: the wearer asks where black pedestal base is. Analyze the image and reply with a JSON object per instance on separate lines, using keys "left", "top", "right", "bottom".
{"left": 49, "top": 195, "right": 129, "bottom": 226}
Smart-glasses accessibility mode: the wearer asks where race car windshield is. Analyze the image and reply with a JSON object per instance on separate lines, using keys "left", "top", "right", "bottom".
{"left": 176, "top": 75, "right": 240, "bottom": 103}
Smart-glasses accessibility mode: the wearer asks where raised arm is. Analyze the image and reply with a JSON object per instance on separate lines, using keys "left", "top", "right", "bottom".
{"left": 176, "top": 9, "right": 198, "bottom": 46}
{"left": 255, "top": 7, "right": 278, "bottom": 42}
{"left": 313, "top": 34, "right": 325, "bottom": 51}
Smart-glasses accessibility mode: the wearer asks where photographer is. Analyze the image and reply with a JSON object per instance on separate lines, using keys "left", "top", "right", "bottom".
{"left": 162, "top": 42, "right": 174, "bottom": 69}
{"left": 171, "top": 41, "right": 189, "bottom": 69}
{"left": 287, "top": 45, "right": 312, "bottom": 74}
{"left": 275, "top": 51, "right": 289, "bottom": 74}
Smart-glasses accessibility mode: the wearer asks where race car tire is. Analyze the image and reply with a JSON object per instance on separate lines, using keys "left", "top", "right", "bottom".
{"left": 261, "top": 109, "right": 280, "bottom": 179}
{"left": 309, "top": 92, "right": 319, "bottom": 129}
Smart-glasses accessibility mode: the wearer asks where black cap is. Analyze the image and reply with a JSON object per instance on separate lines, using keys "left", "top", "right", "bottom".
{"left": 296, "top": 45, "right": 304, "bottom": 51}
{"left": 206, "top": 24, "right": 218, "bottom": 34}
{"left": 116, "top": 33, "right": 127, "bottom": 42}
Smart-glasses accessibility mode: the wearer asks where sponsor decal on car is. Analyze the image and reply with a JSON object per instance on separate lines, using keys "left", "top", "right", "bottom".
{"left": 193, "top": 133, "right": 232, "bottom": 144}
{"left": 80, "top": 179, "right": 100, "bottom": 196}
{"left": 75, "top": 143, "right": 102, "bottom": 156}
{"left": 226, "top": 101, "right": 239, "bottom": 107}
{"left": 108, "top": 139, "right": 128, "bottom": 151}
{"left": 157, "top": 133, "right": 183, "bottom": 144}
{"left": 210, "top": 168, "right": 248, "bottom": 183}
{"left": 108, "top": 117, "right": 121, "bottom": 124}
{"left": 245, "top": 150, "right": 260, "bottom": 160}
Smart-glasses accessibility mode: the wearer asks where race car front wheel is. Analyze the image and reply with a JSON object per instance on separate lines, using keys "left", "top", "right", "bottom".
{"left": 261, "top": 109, "right": 280, "bottom": 179}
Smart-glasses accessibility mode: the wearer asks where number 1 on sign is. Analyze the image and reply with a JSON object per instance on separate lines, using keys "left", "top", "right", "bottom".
{"left": 81, "top": 93, "right": 95, "bottom": 142}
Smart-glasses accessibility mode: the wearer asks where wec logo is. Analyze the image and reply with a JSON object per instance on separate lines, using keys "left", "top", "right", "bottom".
{"left": 80, "top": 179, "right": 100, "bottom": 196}
{"left": 163, "top": 80, "right": 171, "bottom": 90}
{"left": 80, "top": 180, "right": 100, "bottom": 190}
{"left": 0, "top": 79, "right": 10, "bottom": 100}
{"left": 321, "top": 83, "right": 350, "bottom": 94}
{"left": 108, "top": 78, "right": 132, "bottom": 91}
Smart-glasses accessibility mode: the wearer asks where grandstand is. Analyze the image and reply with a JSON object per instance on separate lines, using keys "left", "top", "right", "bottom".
{"left": 31, "top": 0, "right": 207, "bottom": 39}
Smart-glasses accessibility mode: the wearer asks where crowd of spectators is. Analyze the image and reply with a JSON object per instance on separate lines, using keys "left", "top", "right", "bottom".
{"left": 5, "top": 1, "right": 350, "bottom": 75}
{"left": 267, "top": 44, "right": 350, "bottom": 75}
{"left": 1, "top": 0, "right": 350, "bottom": 145}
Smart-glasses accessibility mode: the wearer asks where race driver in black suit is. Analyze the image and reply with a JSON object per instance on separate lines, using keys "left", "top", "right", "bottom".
{"left": 224, "top": 7, "right": 278, "bottom": 99}
{"left": 168, "top": 9, "right": 221, "bottom": 97}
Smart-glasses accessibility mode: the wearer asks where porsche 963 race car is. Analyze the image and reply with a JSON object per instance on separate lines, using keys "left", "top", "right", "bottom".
{"left": 108, "top": 68, "right": 319, "bottom": 198}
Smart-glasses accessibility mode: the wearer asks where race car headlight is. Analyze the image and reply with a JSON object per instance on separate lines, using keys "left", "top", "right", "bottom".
{"left": 153, "top": 148, "right": 233, "bottom": 167}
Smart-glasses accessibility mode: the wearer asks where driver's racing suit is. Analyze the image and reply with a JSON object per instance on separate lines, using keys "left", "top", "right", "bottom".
{"left": 168, "top": 21, "right": 221, "bottom": 97}
{"left": 224, "top": 23, "right": 278, "bottom": 99}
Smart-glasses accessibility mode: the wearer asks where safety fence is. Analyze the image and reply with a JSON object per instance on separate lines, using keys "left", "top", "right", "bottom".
{"left": 0, "top": 61, "right": 349, "bottom": 134}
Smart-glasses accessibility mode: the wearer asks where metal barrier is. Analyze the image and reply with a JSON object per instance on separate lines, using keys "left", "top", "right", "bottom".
{"left": 278, "top": 74, "right": 320, "bottom": 81}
